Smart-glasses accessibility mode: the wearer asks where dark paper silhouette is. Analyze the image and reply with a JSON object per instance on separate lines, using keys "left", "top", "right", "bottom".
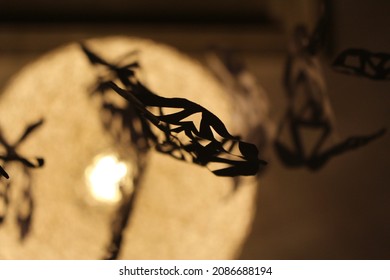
{"left": 0, "top": 119, "right": 44, "bottom": 240}
{"left": 275, "top": 8, "right": 385, "bottom": 171}
{"left": 81, "top": 44, "right": 266, "bottom": 177}
{"left": 332, "top": 48, "right": 390, "bottom": 80}
{"left": 83, "top": 45, "right": 151, "bottom": 259}
{"left": 109, "top": 81, "right": 266, "bottom": 176}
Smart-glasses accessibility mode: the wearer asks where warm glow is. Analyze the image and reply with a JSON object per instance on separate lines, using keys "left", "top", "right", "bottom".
{"left": 85, "top": 154, "right": 129, "bottom": 203}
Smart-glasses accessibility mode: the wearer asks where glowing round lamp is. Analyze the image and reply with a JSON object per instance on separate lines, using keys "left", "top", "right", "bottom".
{"left": 0, "top": 37, "right": 259, "bottom": 259}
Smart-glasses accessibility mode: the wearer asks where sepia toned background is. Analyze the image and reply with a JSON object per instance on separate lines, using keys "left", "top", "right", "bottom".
{"left": 0, "top": 0, "right": 389, "bottom": 259}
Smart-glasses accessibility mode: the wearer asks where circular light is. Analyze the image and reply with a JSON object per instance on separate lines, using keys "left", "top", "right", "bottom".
{"left": 85, "top": 153, "right": 132, "bottom": 203}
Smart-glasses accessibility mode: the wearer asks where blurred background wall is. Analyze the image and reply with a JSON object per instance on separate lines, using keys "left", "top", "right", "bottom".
{"left": 0, "top": 0, "right": 389, "bottom": 259}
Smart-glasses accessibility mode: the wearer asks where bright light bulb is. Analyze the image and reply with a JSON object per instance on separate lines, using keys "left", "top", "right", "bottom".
{"left": 85, "top": 154, "right": 130, "bottom": 203}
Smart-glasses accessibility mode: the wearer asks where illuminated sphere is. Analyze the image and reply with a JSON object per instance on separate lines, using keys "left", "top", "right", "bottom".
{"left": 0, "top": 37, "right": 258, "bottom": 259}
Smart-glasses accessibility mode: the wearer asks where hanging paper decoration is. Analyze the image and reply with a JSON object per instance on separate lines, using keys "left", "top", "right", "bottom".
{"left": 0, "top": 119, "right": 44, "bottom": 240}
{"left": 81, "top": 44, "right": 267, "bottom": 177}
{"left": 332, "top": 48, "right": 390, "bottom": 80}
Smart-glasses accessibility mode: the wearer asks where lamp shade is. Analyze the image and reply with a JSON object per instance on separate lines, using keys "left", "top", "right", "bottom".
{"left": 0, "top": 37, "right": 259, "bottom": 259}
